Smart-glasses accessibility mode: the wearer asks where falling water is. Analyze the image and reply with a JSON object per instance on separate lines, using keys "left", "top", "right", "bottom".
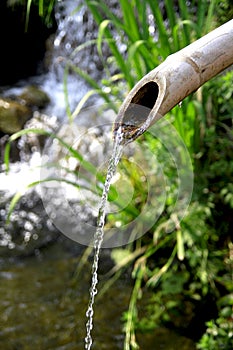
{"left": 84, "top": 127, "right": 124, "bottom": 350}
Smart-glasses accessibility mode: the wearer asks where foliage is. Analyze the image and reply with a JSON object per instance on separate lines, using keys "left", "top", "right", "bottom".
{"left": 66, "top": 0, "right": 230, "bottom": 157}
{"left": 71, "top": 1, "right": 233, "bottom": 349}
{"left": 215, "top": 0, "right": 233, "bottom": 24}
{"left": 11, "top": 0, "right": 57, "bottom": 28}
{"left": 83, "top": 0, "right": 217, "bottom": 91}
{"left": 197, "top": 306, "right": 233, "bottom": 350}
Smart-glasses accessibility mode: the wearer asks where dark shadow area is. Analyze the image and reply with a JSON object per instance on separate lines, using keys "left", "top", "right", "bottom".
{"left": 0, "top": 2, "right": 57, "bottom": 85}
{"left": 131, "top": 81, "right": 159, "bottom": 109}
{"left": 122, "top": 82, "right": 159, "bottom": 127}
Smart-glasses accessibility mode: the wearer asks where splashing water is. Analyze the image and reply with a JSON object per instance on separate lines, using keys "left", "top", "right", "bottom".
{"left": 84, "top": 127, "right": 124, "bottom": 350}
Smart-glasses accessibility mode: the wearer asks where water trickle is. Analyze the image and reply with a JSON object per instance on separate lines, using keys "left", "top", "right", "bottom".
{"left": 84, "top": 127, "right": 124, "bottom": 350}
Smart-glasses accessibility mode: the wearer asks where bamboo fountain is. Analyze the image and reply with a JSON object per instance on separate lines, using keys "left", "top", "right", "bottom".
{"left": 114, "top": 19, "right": 233, "bottom": 141}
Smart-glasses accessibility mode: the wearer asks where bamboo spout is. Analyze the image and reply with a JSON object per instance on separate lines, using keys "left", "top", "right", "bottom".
{"left": 114, "top": 19, "right": 233, "bottom": 142}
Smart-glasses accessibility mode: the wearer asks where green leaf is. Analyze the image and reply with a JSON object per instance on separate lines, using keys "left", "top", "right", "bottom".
{"left": 97, "top": 19, "right": 111, "bottom": 58}
{"left": 71, "top": 89, "right": 98, "bottom": 121}
{"left": 25, "top": 0, "right": 33, "bottom": 31}
{"left": 4, "top": 128, "right": 51, "bottom": 173}
{"left": 177, "top": 229, "right": 185, "bottom": 261}
{"left": 6, "top": 192, "right": 23, "bottom": 224}
{"left": 111, "top": 248, "right": 132, "bottom": 265}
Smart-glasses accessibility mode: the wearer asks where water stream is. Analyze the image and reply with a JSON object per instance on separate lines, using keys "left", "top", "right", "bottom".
{"left": 84, "top": 128, "right": 124, "bottom": 349}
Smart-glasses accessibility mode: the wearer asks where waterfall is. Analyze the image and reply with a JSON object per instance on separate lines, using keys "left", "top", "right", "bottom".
{"left": 0, "top": 0, "right": 109, "bottom": 251}
{"left": 42, "top": 0, "right": 101, "bottom": 120}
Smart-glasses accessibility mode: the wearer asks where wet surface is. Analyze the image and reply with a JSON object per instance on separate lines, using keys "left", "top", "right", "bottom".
{"left": 0, "top": 241, "right": 130, "bottom": 349}
{"left": 0, "top": 240, "right": 196, "bottom": 350}
{"left": 137, "top": 328, "right": 196, "bottom": 350}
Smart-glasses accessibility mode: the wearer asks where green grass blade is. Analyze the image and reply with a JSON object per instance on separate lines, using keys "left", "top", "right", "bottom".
{"left": 4, "top": 129, "right": 51, "bottom": 173}
{"left": 54, "top": 136, "right": 100, "bottom": 177}
{"left": 171, "top": 22, "right": 181, "bottom": 51}
{"left": 70, "top": 3, "right": 84, "bottom": 16}
{"left": 71, "top": 90, "right": 98, "bottom": 121}
{"left": 97, "top": 19, "right": 111, "bottom": 58}
{"left": 65, "top": 60, "right": 116, "bottom": 109}
{"left": 4, "top": 142, "right": 11, "bottom": 174}
{"left": 63, "top": 64, "right": 73, "bottom": 122}
{"left": 127, "top": 40, "right": 145, "bottom": 78}
{"left": 71, "top": 245, "right": 94, "bottom": 281}
{"left": 96, "top": 20, "right": 114, "bottom": 78}
{"left": 25, "top": 0, "right": 33, "bottom": 31}
{"left": 196, "top": 0, "right": 208, "bottom": 37}
{"left": 134, "top": 0, "right": 149, "bottom": 40}
{"left": 147, "top": 0, "right": 171, "bottom": 56}
{"left": 165, "top": 0, "right": 177, "bottom": 32}
{"left": 45, "top": 0, "right": 56, "bottom": 24}
{"left": 70, "top": 39, "right": 98, "bottom": 58}
{"left": 4, "top": 128, "right": 100, "bottom": 180}
{"left": 104, "top": 246, "right": 147, "bottom": 279}
{"left": 204, "top": 0, "right": 217, "bottom": 34}
{"left": 124, "top": 263, "right": 143, "bottom": 350}
{"left": 86, "top": 0, "right": 123, "bottom": 29}
{"left": 172, "top": 19, "right": 197, "bottom": 50}
{"left": 6, "top": 178, "right": 79, "bottom": 223}
{"left": 119, "top": 0, "right": 140, "bottom": 40}
{"left": 6, "top": 192, "right": 23, "bottom": 223}
{"left": 177, "top": 229, "right": 185, "bottom": 260}
{"left": 39, "top": 0, "right": 44, "bottom": 17}
{"left": 178, "top": 0, "right": 190, "bottom": 45}
{"left": 85, "top": 0, "right": 134, "bottom": 87}
{"left": 147, "top": 245, "right": 177, "bottom": 287}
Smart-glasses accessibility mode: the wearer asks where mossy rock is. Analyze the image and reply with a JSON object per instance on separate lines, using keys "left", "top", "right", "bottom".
{"left": 19, "top": 85, "right": 50, "bottom": 108}
{"left": 0, "top": 97, "right": 31, "bottom": 134}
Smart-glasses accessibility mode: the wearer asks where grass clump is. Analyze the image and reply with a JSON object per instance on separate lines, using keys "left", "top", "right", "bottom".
{"left": 71, "top": 1, "right": 232, "bottom": 349}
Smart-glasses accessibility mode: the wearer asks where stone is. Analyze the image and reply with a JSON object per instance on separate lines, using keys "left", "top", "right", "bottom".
{"left": 0, "top": 190, "right": 60, "bottom": 258}
{"left": 19, "top": 85, "right": 50, "bottom": 108}
{"left": 0, "top": 97, "right": 31, "bottom": 134}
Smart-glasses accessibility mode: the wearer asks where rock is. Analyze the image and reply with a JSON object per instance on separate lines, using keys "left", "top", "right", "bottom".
{"left": 0, "top": 190, "right": 60, "bottom": 258}
{"left": 0, "top": 97, "right": 31, "bottom": 134}
{"left": 19, "top": 85, "right": 50, "bottom": 108}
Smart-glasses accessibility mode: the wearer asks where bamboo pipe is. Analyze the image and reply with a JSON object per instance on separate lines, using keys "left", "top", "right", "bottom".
{"left": 114, "top": 19, "right": 233, "bottom": 142}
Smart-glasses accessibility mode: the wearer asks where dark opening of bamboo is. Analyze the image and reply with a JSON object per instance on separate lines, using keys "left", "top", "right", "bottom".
{"left": 121, "top": 82, "right": 159, "bottom": 127}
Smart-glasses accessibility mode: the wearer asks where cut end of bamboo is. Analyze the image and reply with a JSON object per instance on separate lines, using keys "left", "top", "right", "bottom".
{"left": 114, "top": 72, "right": 166, "bottom": 142}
